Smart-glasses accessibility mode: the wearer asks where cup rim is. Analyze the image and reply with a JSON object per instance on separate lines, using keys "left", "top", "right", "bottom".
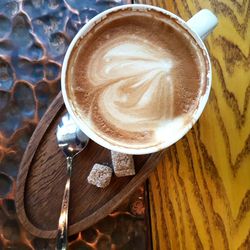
{"left": 61, "top": 4, "right": 212, "bottom": 155}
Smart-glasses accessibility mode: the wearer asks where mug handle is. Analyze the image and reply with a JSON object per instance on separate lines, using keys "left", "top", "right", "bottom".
{"left": 186, "top": 9, "right": 218, "bottom": 40}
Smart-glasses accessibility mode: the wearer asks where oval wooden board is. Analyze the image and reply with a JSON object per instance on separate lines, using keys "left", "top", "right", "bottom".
{"left": 15, "top": 92, "right": 164, "bottom": 239}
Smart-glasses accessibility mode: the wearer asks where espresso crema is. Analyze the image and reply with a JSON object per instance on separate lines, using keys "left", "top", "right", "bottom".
{"left": 66, "top": 8, "right": 208, "bottom": 149}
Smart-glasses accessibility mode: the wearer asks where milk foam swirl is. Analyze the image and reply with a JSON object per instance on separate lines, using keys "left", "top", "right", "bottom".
{"left": 87, "top": 37, "right": 175, "bottom": 133}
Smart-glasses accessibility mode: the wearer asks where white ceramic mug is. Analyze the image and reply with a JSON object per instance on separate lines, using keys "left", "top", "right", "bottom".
{"left": 61, "top": 4, "right": 218, "bottom": 155}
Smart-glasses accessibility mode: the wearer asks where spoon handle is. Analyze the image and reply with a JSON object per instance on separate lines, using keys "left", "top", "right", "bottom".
{"left": 55, "top": 157, "right": 73, "bottom": 250}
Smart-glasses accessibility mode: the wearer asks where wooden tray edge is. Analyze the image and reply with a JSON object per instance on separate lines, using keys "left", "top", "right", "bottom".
{"left": 16, "top": 93, "right": 64, "bottom": 238}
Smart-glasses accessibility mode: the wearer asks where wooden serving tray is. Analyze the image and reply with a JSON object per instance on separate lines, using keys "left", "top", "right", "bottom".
{"left": 16, "top": 92, "right": 163, "bottom": 239}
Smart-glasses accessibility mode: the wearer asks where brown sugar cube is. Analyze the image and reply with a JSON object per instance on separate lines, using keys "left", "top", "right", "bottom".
{"left": 111, "top": 151, "right": 135, "bottom": 177}
{"left": 87, "top": 164, "right": 112, "bottom": 188}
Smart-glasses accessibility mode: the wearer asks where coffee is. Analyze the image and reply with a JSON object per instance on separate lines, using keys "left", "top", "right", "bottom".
{"left": 66, "top": 8, "right": 209, "bottom": 149}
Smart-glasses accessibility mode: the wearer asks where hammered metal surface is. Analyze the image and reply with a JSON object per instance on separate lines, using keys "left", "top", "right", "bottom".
{"left": 0, "top": 0, "right": 149, "bottom": 249}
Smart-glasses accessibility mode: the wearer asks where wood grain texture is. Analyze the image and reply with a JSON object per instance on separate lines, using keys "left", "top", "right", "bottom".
{"left": 135, "top": 0, "right": 250, "bottom": 249}
{"left": 15, "top": 92, "right": 163, "bottom": 239}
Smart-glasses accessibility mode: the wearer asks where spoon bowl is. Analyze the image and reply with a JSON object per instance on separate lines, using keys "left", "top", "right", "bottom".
{"left": 57, "top": 113, "right": 89, "bottom": 157}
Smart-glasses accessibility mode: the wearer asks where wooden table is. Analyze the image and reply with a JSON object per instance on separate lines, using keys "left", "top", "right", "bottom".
{"left": 135, "top": 0, "right": 250, "bottom": 249}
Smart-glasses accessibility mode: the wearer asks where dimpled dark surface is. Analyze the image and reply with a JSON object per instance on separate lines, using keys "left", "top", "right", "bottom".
{"left": 0, "top": 0, "right": 150, "bottom": 249}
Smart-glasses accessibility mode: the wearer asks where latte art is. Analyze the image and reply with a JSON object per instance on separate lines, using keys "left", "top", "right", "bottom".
{"left": 88, "top": 39, "right": 174, "bottom": 132}
{"left": 66, "top": 8, "right": 209, "bottom": 149}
